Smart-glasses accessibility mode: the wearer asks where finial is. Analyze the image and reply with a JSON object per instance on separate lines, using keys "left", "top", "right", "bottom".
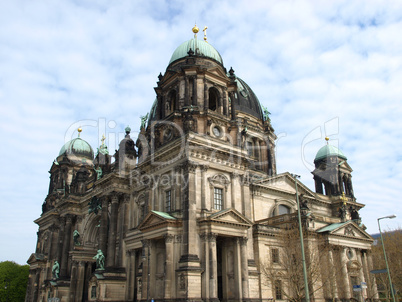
{"left": 101, "top": 134, "right": 106, "bottom": 145}
{"left": 203, "top": 26, "right": 208, "bottom": 42}
{"left": 78, "top": 127, "right": 82, "bottom": 138}
{"left": 125, "top": 125, "right": 131, "bottom": 135}
{"left": 192, "top": 23, "right": 199, "bottom": 38}
{"left": 325, "top": 136, "right": 329, "bottom": 144}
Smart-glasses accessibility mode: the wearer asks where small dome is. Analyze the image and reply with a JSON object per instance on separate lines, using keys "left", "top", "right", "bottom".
{"left": 59, "top": 138, "right": 94, "bottom": 160}
{"left": 169, "top": 39, "right": 223, "bottom": 65}
{"left": 314, "top": 144, "right": 347, "bottom": 162}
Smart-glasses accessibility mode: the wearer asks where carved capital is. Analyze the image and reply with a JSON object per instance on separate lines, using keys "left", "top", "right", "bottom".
{"left": 164, "top": 234, "right": 175, "bottom": 243}
{"left": 200, "top": 164, "right": 209, "bottom": 173}
{"left": 239, "top": 237, "right": 248, "bottom": 246}
{"left": 208, "top": 232, "right": 218, "bottom": 242}
{"left": 182, "top": 161, "right": 198, "bottom": 174}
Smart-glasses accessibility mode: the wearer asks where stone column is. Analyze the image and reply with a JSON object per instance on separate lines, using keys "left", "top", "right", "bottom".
{"left": 231, "top": 172, "right": 237, "bottom": 209}
{"left": 164, "top": 234, "right": 175, "bottom": 299}
{"left": 60, "top": 215, "right": 73, "bottom": 277}
{"left": 69, "top": 261, "right": 78, "bottom": 301}
{"left": 180, "top": 161, "right": 199, "bottom": 258}
{"left": 204, "top": 78, "right": 208, "bottom": 111}
{"left": 328, "top": 249, "right": 338, "bottom": 299}
{"left": 200, "top": 233, "right": 210, "bottom": 299}
{"left": 141, "top": 240, "right": 151, "bottom": 300}
{"left": 230, "top": 91, "right": 236, "bottom": 120}
{"left": 107, "top": 193, "right": 119, "bottom": 267}
{"left": 356, "top": 250, "right": 366, "bottom": 298}
{"left": 99, "top": 196, "right": 109, "bottom": 257}
{"left": 223, "top": 87, "right": 228, "bottom": 116}
{"left": 200, "top": 165, "right": 208, "bottom": 210}
{"left": 193, "top": 76, "right": 198, "bottom": 106}
{"left": 341, "top": 247, "right": 351, "bottom": 298}
{"left": 240, "top": 237, "right": 249, "bottom": 299}
{"left": 209, "top": 233, "right": 218, "bottom": 299}
{"left": 56, "top": 217, "right": 65, "bottom": 263}
{"left": 75, "top": 261, "right": 85, "bottom": 301}
{"left": 366, "top": 251, "right": 379, "bottom": 299}
{"left": 234, "top": 238, "right": 242, "bottom": 299}
{"left": 185, "top": 77, "right": 189, "bottom": 107}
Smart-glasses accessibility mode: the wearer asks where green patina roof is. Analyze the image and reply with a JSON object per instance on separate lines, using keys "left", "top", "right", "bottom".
{"left": 316, "top": 221, "right": 348, "bottom": 233}
{"left": 152, "top": 210, "right": 176, "bottom": 220}
{"left": 59, "top": 137, "right": 94, "bottom": 160}
{"left": 169, "top": 38, "right": 223, "bottom": 65}
{"left": 314, "top": 144, "right": 347, "bottom": 162}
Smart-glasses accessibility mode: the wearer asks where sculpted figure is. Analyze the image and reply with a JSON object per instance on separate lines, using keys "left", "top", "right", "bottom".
{"left": 93, "top": 249, "right": 105, "bottom": 270}
{"left": 52, "top": 261, "right": 60, "bottom": 279}
{"left": 73, "top": 230, "right": 80, "bottom": 246}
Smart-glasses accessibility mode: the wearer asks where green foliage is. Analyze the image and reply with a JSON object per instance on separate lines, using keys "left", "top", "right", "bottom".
{"left": 0, "top": 261, "right": 29, "bottom": 302}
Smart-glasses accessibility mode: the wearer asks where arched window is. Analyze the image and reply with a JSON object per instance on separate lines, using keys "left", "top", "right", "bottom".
{"left": 209, "top": 88, "right": 219, "bottom": 111}
{"left": 278, "top": 204, "right": 291, "bottom": 215}
{"left": 166, "top": 90, "right": 176, "bottom": 116}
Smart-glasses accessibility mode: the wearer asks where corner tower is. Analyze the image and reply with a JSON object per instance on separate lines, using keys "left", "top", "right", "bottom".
{"left": 312, "top": 137, "right": 354, "bottom": 198}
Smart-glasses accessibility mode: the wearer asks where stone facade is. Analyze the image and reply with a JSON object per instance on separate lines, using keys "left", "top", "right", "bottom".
{"left": 26, "top": 31, "right": 378, "bottom": 302}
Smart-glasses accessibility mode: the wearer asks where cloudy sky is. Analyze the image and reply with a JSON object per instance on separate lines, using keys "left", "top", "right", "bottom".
{"left": 1, "top": 0, "right": 401, "bottom": 264}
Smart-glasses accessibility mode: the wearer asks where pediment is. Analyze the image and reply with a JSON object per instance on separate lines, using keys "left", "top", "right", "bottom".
{"left": 206, "top": 67, "right": 228, "bottom": 80}
{"left": 255, "top": 173, "right": 315, "bottom": 198}
{"left": 201, "top": 208, "right": 252, "bottom": 228}
{"left": 138, "top": 211, "right": 180, "bottom": 231}
{"left": 317, "top": 221, "right": 373, "bottom": 241}
{"left": 27, "top": 253, "right": 46, "bottom": 264}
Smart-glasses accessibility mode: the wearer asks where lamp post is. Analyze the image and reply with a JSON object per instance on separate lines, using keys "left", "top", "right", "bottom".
{"left": 377, "top": 215, "right": 396, "bottom": 302}
{"left": 291, "top": 174, "right": 310, "bottom": 302}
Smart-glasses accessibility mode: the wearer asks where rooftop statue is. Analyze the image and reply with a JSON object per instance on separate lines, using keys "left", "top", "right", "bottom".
{"left": 93, "top": 249, "right": 105, "bottom": 271}
{"left": 52, "top": 261, "right": 59, "bottom": 280}
{"left": 140, "top": 113, "right": 149, "bottom": 130}
{"left": 73, "top": 230, "right": 80, "bottom": 246}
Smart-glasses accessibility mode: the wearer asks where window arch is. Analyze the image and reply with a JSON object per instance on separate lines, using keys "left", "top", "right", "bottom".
{"left": 165, "top": 90, "right": 176, "bottom": 116}
{"left": 271, "top": 200, "right": 294, "bottom": 217}
{"left": 208, "top": 87, "right": 220, "bottom": 111}
{"left": 278, "top": 204, "right": 291, "bottom": 215}
{"left": 208, "top": 174, "right": 230, "bottom": 211}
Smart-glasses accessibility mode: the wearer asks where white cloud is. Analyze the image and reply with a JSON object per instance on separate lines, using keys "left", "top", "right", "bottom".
{"left": 0, "top": 0, "right": 401, "bottom": 264}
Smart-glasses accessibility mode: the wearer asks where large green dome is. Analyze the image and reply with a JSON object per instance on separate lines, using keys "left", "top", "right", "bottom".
{"left": 314, "top": 144, "right": 347, "bottom": 162}
{"left": 59, "top": 137, "right": 94, "bottom": 160}
{"left": 169, "top": 38, "right": 223, "bottom": 65}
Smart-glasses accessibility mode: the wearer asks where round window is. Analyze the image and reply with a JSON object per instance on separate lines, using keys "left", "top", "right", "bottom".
{"left": 212, "top": 126, "right": 221, "bottom": 137}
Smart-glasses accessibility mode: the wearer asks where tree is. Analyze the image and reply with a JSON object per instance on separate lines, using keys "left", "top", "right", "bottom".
{"left": 260, "top": 226, "right": 347, "bottom": 301}
{"left": 0, "top": 261, "right": 29, "bottom": 302}
{"left": 371, "top": 228, "right": 402, "bottom": 301}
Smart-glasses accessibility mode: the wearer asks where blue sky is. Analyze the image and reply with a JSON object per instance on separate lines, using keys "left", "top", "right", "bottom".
{"left": 0, "top": 0, "right": 401, "bottom": 264}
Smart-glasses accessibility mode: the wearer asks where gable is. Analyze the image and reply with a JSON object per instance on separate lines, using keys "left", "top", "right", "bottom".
{"left": 255, "top": 173, "right": 315, "bottom": 198}
{"left": 138, "top": 210, "right": 180, "bottom": 232}
{"left": 317, "top": 221, "right": 373, "bottom": 241}
{"left": 202, "top": 208, "right": 252, "bottom": 227}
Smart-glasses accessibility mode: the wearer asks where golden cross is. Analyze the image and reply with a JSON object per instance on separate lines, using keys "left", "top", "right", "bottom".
{"left": 203, "top": 26, "right": 208, "bottom": 42}
{"left": 340, "top": 192, "right": 348, "bottom": 205}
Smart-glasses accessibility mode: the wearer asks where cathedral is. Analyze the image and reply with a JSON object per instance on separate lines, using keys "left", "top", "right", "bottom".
{"left": 26, "top": 26, "right": 378, "bottom": 302}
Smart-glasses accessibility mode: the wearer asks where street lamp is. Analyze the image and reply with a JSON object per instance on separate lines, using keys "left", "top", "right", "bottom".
{"left": 291, "top": 174, "right": 310, "bottom": 302}
{"left": 377, "top": 215, "right": 396, "bottom": 302}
